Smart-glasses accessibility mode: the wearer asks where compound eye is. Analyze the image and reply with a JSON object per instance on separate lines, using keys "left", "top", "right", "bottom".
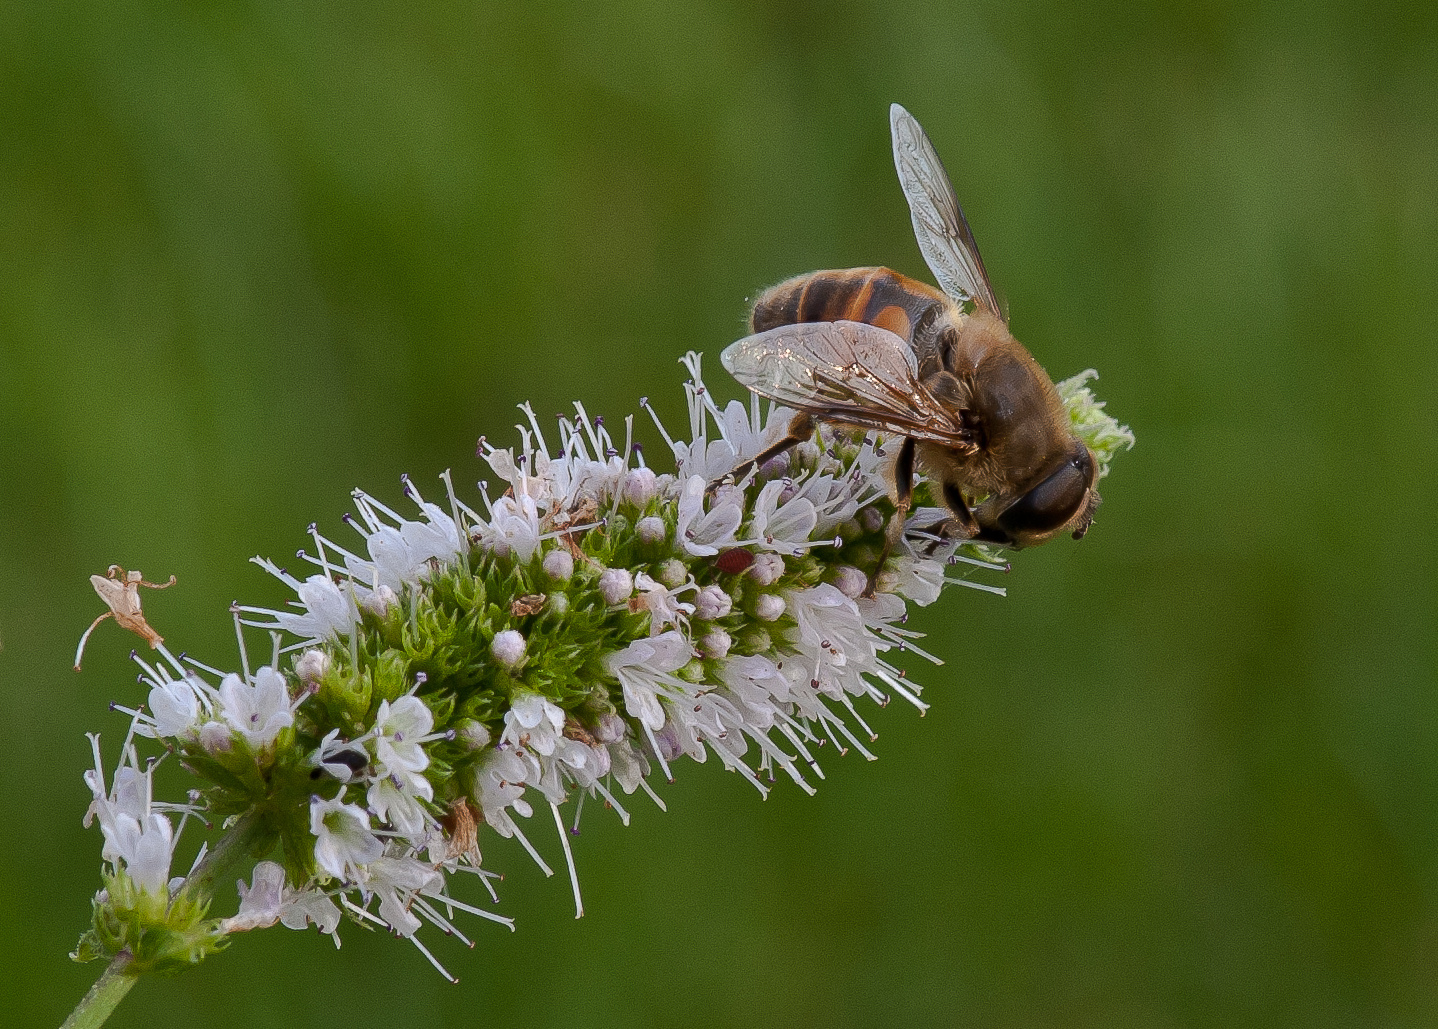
{"left": 998, "top": 449, "right": 1094, "bottom": 536}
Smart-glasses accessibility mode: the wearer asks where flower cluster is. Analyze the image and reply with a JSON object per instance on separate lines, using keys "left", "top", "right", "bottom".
{"left": 74, "top": 353, "right": 1131, "bottom": 980}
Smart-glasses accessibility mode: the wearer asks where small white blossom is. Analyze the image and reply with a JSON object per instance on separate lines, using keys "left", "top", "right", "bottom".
{"left": 747, "top": 480, "right": 819, "bottom": 554}
{"left": 483, "top": 493, "right": 542, "bottom": 561}
{"left": 364, "top": 854, "right": 442, "bottom": 938}
{"left": 82, "top": 735, "right": 181, "bottom": 895}
{"left": 295, "top": 648, "right": 332, "bottom": 685}
{"left": 199, "top": 721, "right": 233, "bottom": 754}
{"left": 674, "top": 475, "right": 743, "bottom": 556}
{"left": 310, "top": 730, "right": 369, "bottom": 783}
{"left": 146, "top": 675, "right": 205, "bottom": 739}
{"left": 543, "top": 549, "right": 574, "bottom": 581}
{"left": 311, "top": 797, "right": 384, "bottom": 881}
{"left": 456, "top": 720, "right": 493, "bottom": 750}
{"left": 218, "top": 667, "right": 293, "bottom": 750}
{"left": 699, "top": 627, "right": 732, "bottom": 659}
{"left": 636, "top": 516, "right": 667, "bottom": 544}
{"left": 367, "top": 776, "right": 431, "bottom": 838}
{"left": 889, "top": 553, "right": 946, "bottom": 607}
{"left": 693, "top": 584, "right": 732, "bottom": 620}
{"left": 360, "top": 584, "right": 399, "bottom": 619}
{"left": 632, "top": 573, "right": 695, "bottom": 636}
{"left": 656, "top": 558, "right": 687, "bottom": 588}
{"left": 599, "top": 567, "right": 634, "bottom": 605}
{"left": 280, "top": 887, "right": 343, "bottom": 939}
{"left": 606, "top": 631, "right": 693, "bottom": 732}
{"left": 832, "top": 565, "right": 868, "bottom": 599}
{"left": 372, "top": 696, "right": 433, "bottom": 793}
{"left": 491, "top": 629, "right": 527, "bottom": 668}
{"left": 754, "top": 594, "right": 786, "bottom": 622}
{"left": 621, "top": 466, "right": 658, "bottom": 506}
{"left": 749, "top": 552, "right": 785, "bottom": 585}
{"left": 226, "top": 861, "right": 286, "bottom": 932}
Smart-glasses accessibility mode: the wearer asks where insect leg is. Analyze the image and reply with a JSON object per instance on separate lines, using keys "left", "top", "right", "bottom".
{"left": 940, "top": 480, "right": 980, "bottom": 537}
{"left": 909, "top": 480, "right": 986, "bottom": 555}
{"left": 707, "top": 411, "right": 814, "bottom": 492}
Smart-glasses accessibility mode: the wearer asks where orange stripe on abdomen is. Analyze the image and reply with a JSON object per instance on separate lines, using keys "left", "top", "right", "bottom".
{"left": 749, "top": 266, "right": 946, "bottom": 342}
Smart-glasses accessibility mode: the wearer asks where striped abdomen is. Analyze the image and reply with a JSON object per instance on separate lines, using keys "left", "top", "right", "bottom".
{"left": 749, "top": 266, "right": 948, "bottom": 344}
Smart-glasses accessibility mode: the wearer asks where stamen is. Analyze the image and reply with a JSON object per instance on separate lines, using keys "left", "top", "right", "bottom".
{"left": 640, "top": 721, "right": 674, "bottom": 784}
{"left": 230, "top": 604, "right": 252, "bottom": 681}
{"left": 639, "top": 396, "right": 678, "bottom": 453}
{"left": 551, "top": 802, "right": 584, "bottom": 919}
{"left": 635, "top": 776, "right": 667, "bottom": 812}
{"left": 947, "top": 577, "right": 1007, "bottom": 597}
{"left": 590, "top": 778, "right": 632, "bottom": 824}
{"left": 570, "top": 791, "right": 585, "bottom": 834}
{"left": 405, "top": 933, "right": 458, "bottom": 984}
{"left": 506, "top": 823, "right": 554, "bottom": 878}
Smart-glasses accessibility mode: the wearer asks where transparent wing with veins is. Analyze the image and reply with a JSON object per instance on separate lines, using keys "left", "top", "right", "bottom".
{"left": 890, "top": 103, "right": 1003, "bottom": 319}
{"left": 721, "top": 320, "right": 976, "bottom": 448}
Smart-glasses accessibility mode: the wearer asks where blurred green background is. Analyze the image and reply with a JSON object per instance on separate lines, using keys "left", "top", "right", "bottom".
{"left": 3, "top": 0, "right": 1435, "bottom": 1025}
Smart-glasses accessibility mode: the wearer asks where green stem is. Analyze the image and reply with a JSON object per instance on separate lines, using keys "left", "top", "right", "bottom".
{"left": 179, "top": 810, "right": 273, "bottom": 904}
{"left": 62, "top": 814, "right": 274, "bottom": 1029}
{"left": 60, "top": 953, "right": 138, "bottom": 1029}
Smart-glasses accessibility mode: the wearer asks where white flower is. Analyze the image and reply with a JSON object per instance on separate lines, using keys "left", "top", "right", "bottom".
{"left": 227, "top": 860, "right": 286, "bottom": 932}
{"left": 509, "top": 692, "right": 564, "bottom": 744}
{"left": 598, "top": 567, "right": 634, "bottom": 605}
{"left": 786, "top": 583, "right": 880, "bottom": 699}
{"left": 367, "top": 775, "right": 431, "bottom": 838}
{"left": 636, "top": 516, "right": 667, "bottom": 544}
{"left": 674, "top": 475, "right": 743, "bottom": 556}
{"left": 491, "top": 629, "right": 527, "bottom": 668}
{"left": 295, "top": 648, "right": 332, "bottom": 685}
{"left": 497, "top": 692, "right": 594, "bottom": 804}
{"left": 832, "top": 565, "right": 868, "bottom": 599}
{"left": 111, "top": 812, "right": 175, "bottom": 895}
{"left": 655, "top": 558, "right": 687, "bottom": 587}
{"left": 456, "top": 720, "right": 493, "bottom": 750}
{"left": 82, "top": 735, "right": 179, "bottom": 895}
{"left": 543, "top": 548, "right": 574, "bottom": 582}
{"left": 146, "top": 674, "right": 206, "bottom": 739}
{"left": 199, "top": 721, "right": 233, "bottom": 754}
{"left": 472, "top": 746, "right": 535, "bottom": 838}
{"left": 311, "top": 797, "right": 384, "bottom": 882}
{"left": 372, "top": 696, "right": 433, "bottom": 791}
{"left": 621, "top": 466, "right": 658, "bottom": 506}
{"left": 360, "top": 583, "right": 399, "bottom": 618}
{"left": 280, "top": 886, "right": 343, "bottom": 939}
{"left": 632, "top": 572, "right": 695, "bottom": 636}
{"left": 218, "top": 667, "right": 294, "bottom": 750}
{"left": 226, "top": 861, "right": 344, "bottom": 942}
{"left": 754, "top": 594, "right": 786, "bottom": 621}
{"left": 606, "top": 631, "right": 694, "bottom": 731}
{"left": 888, "top": 553, "right": 946, "bottom": 607}
{"left": 749, "top": 552, "right": 785, "bottom": 585}
{"left": 483, "top": 493, "right": 543, "bottom": 561}
{"left": 310, "top": 730, "right": 369, "bottom": 783}
{"left": 747, "top": 479, "right": 819, "bottom": 554}
{"left": 260, "top": 570, "right": 361, "bottom": 642}
{"left": 363, "top": 854, "right": 442, "bottom": 938}
{"left": 693, "top": 584, "right": 732, "bottom": 621}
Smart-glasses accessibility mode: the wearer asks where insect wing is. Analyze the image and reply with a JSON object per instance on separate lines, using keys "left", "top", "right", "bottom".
{"left": 889, "top": 103, "right": 1002, "bottom": 319}
{"left": 721, "top": 320, "right": 970, "bottom": 444}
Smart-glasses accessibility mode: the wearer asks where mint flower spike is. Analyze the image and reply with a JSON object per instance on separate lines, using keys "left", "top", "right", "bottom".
{"left": 74, "top": 350, "right": 1132, "bottom": 994}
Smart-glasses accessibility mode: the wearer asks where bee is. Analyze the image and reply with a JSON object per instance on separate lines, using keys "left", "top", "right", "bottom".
{"left": 718, "top": 103, "right": 1101, "bottom": 572}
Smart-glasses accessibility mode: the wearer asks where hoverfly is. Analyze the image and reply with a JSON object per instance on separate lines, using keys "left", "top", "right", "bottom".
{"left": 718, "top": 104, "right": 1100, "bottom": 577}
